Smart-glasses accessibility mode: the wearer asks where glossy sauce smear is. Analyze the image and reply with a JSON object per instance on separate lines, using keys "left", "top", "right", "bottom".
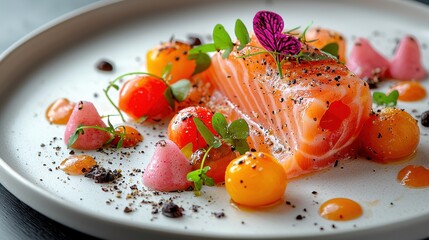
{"left": 60, "top": 155, "right": 97, "bottom": 175}
{"left": 319, "top": 198, "right": 363, "bottom": 221}
{"left": 45, "top": 98, "right": 75, "bottom": 124}
{"left": 397, "top": 165, "right": 429, "bottom": 188}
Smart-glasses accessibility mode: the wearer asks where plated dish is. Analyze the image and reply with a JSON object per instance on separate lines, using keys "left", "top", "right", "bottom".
{"left": 1, "top": 0, "right": 429, "bottom": 239}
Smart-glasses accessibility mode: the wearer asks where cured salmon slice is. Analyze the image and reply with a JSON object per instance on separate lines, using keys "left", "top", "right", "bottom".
{"left": 206, "top": 38, "right": 372, "bottom": 178}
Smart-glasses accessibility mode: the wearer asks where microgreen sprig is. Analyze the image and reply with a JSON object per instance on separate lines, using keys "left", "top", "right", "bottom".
{"left": 186, "top": 112, "right": 250, "bottom": 195}
{"left": 373, "top": 90, "right": 399, "bottom": 107}
{"left": 67, "top": 115, "right": 126, "bottom": 149}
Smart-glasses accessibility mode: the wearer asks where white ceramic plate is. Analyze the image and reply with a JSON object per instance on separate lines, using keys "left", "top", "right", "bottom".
{"left": 1, "top": 0, "right": 429, "bottom": 239}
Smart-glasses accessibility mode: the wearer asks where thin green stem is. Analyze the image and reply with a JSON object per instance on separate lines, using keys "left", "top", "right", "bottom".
{"left": 199, "top": 145, "right": 214, "bottom": 172}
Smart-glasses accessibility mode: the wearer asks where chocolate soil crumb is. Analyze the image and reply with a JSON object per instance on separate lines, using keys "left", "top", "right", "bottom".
{"left": 162, "top": 202, "right": 183, "bottom": 218}
{"left": 124, "top": 207, "right": 133, "bottom": 213}
{"left": 84, "top": 165, "right": 122, "bottom": 183}
{"left": 212, "top": 212, "right": 226, "bottom": 218}
{"left": 96, "top": 59, "right": 114, "bottom": 72}
{"left": 296, "top": 215, "right": 305, "bottom": 220}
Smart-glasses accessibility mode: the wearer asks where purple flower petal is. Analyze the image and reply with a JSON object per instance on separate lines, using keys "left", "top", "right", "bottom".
{"left": 276, "top": 33, "right": 301, "bottom": 56}
{"left": 253, "top": 11, "right": 284, "bottom": 52}
{"left": 253, "top": 10, "right": 301, "bottom": 57}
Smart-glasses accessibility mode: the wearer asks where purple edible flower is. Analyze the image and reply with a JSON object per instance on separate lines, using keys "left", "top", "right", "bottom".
{"left": 253, "top": 11, "right": 301, "bottom": 58}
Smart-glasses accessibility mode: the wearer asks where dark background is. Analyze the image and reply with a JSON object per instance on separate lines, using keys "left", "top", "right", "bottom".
{"left": 1, "top": 0, "right": 429, "bottom": 239}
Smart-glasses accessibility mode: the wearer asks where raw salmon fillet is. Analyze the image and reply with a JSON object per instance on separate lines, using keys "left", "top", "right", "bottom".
{"left": 206, "top": 38, "right": 372, "bottom": 178}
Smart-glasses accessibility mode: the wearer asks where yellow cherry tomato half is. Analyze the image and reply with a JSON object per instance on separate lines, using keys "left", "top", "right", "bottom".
{"left": 358, "top": 107, "right": 420, "bottom": 163}
{"left": 225, "top": 152, "right": 287, "bottom": 207}
{"left": 146, "top": 40, "right": 196, "bottom": 84}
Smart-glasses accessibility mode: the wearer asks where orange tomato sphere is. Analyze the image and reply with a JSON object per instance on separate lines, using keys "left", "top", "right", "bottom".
{"left": 305, "top": 27, "right": 346, "bottom": 63}
{"left": 319, "top": 198, "right": 363, "bottom": 221}
{"left": 146, "top": 41, "right": 196, "bottom": 84}
{"left": 358, "top": 108, "right": 420, "bottom": 163}
{"left": 118, "top": 76, "right": 171, "bottom": 121}
{"left": 225, "top": 152, "right": 287, "bottom": 207}
{"left": 389, "top": 81, "right": 427, "bottom": 102}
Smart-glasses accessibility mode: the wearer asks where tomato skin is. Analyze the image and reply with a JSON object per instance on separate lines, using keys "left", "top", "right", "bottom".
{"left": 190, "top": 143, "right": 237, "bottom": 183}
{"left": 118, "top": 76, "right": 171, "bottom": 121}
{"left": 168, "top": 106, "right": 216, "bottom": 152}
{"left": 225, "top": 152, "right": 287, "bottom": 207}
{"left": 146, "top": 41, "right": 196, "bottom": 84}
{"left": 358, "top": 108, "right": 420, "bottom": 163}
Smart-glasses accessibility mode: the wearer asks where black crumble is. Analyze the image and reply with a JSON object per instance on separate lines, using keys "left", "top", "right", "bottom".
{"left": 162, "top": 202, "right": 183, "bottom": 218}
{"left": 212, "top": 212, "right": 226, "bottom": 218}
{"left": 96, "top": 59, "right": 114, "bottom": 72}
{"left": 84, "top": 165, "right": 122, "bottom": 183}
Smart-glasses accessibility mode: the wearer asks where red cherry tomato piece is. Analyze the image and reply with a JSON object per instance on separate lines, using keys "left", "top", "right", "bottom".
{"left": 168, "top": 106, "right": 216, "bottom": 152}
{"left": 118, "top": 76, "right": 172, "bottom": 121}
{"left": 190, "top": 143, "right": 237, "bottom": 183}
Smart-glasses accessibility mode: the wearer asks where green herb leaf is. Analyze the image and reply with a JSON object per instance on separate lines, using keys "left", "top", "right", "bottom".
{"left": 299, "top": 21, "right": 313, "bottom": 43}
{"left": 110, "top": 83, "right": 119, "bottom": 91}
{"left": 233, "top": 138, "right": 250, "bottom": 155}
{"left": 227, "top": 119, "right": 249, "bottom": 139}
{"left": 186, "top": 169, "right": 201, "bottom": 182}
{"left": 163, "top": 86, "right": 175, "bottom": 109}
{"left": 170, "top": 79, "right": 191, "bottom": 102}
{"left": 193, "top": 117, "right": 221, "bottom": 147}
{"left": 201, "top": 169, "right": 215, "bottom": 186}
{"left": 296, "top": 51, "right": 333, "bottom": 61}
{"left": 373, "top": 90, "right": 399, "bottom": 107}
{"left": 187, "top": 166, "right": 213, "bottom": 195}
{"left": 107, "top": 116, "right": 114, "bottom": 130}
{"left": 161, "top": 63, "right": 173, "bottom": 82}
{"left": 212, "top": 112, "right": 228, "bottom": 138}
{"left": 321, "top": 43, "right": 339, "bottom": 58}
{"left": 189, "top": 43, "right": 216, "bottom": 55}
{"left": 235, "top": 19, "right": 250, "bottom": 50}
{"left": 188, "top": 52, "right": 211, "bottom": 75}
{"left": 67, "top": 128, "right": 83, "bottom": 148}
{"left": 213, "top": 24, "right": 234, "bottom": 58}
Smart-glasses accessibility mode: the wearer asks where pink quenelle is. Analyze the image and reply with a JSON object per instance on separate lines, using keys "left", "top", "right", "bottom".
{"left": 143, "top": 139, "right": 192, "bottom": 192}
{"left": 64, "top": 101, "right": 111, "bottom": 150}
{"left": 347, "top": 38, "right": 389, "bottom": 79}
{"left": 389, "top": 35, "right": 427, "bottom": 81}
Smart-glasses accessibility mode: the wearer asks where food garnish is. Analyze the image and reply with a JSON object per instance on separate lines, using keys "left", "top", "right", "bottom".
{"left": 187, "top": 112, "right": 250, "bottom": 195}
{"left": 189, "top": 11, "right": 339, "bottom": 78}
{"left": 372, "top": 90, "right": 399, "bottom": 107}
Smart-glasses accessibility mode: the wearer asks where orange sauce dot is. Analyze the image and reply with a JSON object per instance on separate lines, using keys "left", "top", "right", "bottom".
{"left": 60, "top": 155, "right": 96, "bottom": 175}
{"left": 46, "top": 98, "right": 75, "bottom": 124}
{"left": 110, "top": 126, "right": 143, "bottom": 148}
{"left": 319, "top": 198, "right": 363, "bottom": 221}
{"left": 389, "top": 81, "right": 426, "bottom": 101}
{"left": 397, "top": 165, "right": 429, "bottom": 188}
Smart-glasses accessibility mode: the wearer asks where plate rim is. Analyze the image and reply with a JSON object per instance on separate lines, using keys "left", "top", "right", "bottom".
{"left": 1, "top": 0, "right": 429, "bottom": 239}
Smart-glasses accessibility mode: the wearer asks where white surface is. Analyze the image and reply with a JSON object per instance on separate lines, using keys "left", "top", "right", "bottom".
{"left": 0, "top": 0, "right": 429, "bottom": 239}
